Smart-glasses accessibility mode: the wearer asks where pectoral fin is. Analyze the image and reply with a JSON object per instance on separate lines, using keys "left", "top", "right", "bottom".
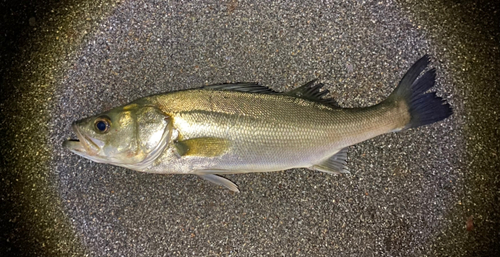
{"left": 313, "top": 147, "right": 350, "bottom": 174}
{"left": 175, "top": 137, "right": 230, "bottom": 157}
{"left": 198, "top": 174, "right": 239, "bottom": 192}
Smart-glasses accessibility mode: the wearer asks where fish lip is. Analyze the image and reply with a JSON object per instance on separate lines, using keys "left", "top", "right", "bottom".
{"left": 64, "top": 123, "right": 98, "bottom": 154}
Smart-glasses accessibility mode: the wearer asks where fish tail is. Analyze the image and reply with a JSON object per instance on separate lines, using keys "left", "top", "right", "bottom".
{"left": 387, "top": 55, "right": 452, "bottom": 129}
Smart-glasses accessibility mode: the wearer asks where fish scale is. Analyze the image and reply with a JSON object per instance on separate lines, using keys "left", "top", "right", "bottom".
{"left": 142, "top": 89, "right": 407, "bottom": 174}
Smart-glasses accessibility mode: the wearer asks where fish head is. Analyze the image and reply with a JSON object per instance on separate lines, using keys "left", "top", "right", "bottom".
{"left": 64, "top": 103, "right": 172, "bottom": 170}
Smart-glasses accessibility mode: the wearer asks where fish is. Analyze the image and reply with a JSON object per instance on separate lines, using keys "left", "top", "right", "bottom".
{"left": 64, "top": 55, "right": 452, "bottom": 192}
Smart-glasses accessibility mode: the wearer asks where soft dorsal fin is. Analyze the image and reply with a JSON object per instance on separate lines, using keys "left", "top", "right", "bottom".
{"left": 286, "top": 80, "right": 340, "bottom": 107}
{"left": 312, "top": 147, "right": 350, "bottom": 174}
{"left": 202, "top": 83, "right": 278, "bottom": 94}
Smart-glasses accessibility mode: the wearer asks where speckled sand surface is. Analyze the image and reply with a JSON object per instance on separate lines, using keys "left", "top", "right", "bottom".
{"left": 1, "top": 0, "right": 499, "bottom": 256}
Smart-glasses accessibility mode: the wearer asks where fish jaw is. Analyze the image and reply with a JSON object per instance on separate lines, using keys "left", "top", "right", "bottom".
{"left": 63, "top": 123, "right": 108, "bottom": 163}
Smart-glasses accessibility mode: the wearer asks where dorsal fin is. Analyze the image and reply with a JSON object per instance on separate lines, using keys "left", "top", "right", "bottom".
{"left": 202, "top": 83, "right": 278, "bottom": 94}
{"left": 286, "top": 80, "right": 340, "bottom": 107}
{"left": 203, "top": 81, "right": 340, "bottom": 107}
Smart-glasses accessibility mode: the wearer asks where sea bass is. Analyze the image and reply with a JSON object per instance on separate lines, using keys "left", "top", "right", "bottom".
{"left": 64, "top": 56, "right": 452, "bottom": 192}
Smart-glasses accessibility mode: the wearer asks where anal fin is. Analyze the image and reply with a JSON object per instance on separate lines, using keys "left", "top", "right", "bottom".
{"left": 313, "top": 147, "right": 350, "bottom": 174}
{"left": 198, "top": 174, "right": 239, "bottom": 192}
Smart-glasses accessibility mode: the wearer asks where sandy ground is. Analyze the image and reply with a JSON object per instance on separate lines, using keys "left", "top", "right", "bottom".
{"left": 1, "top": 0, "right": 498, "bottom": 256}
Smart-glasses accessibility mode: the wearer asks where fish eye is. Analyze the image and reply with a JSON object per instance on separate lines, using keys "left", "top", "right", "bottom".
{"left": 94, "top": 116, "right": 111, "bottom": 133}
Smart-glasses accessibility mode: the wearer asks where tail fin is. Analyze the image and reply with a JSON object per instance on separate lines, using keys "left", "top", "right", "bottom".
{"left": 388, "top": 55, "right": 452, "bottom": 129}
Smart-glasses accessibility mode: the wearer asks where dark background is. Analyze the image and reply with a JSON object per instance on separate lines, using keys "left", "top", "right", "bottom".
{"left": 1, "top": 0, "right": 499, "bottom": 256}
{"left": 1, "top": 1, "right": 76, "bottom": 255}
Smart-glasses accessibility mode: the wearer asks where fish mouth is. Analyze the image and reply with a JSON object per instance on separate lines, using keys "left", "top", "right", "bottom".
{"left": 63, "top": 123, "right": 101, "bottom": 156}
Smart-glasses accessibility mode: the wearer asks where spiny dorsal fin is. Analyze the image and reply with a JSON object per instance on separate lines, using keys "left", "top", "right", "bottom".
{"left": 175, "top": 137, "right": 230, "bottom": 157}
{"left": 286, "top": 79, "right": 340, "bottom": 107}
{"left": 202, "top": 83, "right": 278, "bottom": 94}
{"left": 312, "top": 147, "right": 350, "bottom": 174}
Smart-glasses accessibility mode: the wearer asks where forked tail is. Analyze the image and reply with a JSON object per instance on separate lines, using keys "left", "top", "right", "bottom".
{"left": 387, "top": 55, "right": 452, "bottom": 129}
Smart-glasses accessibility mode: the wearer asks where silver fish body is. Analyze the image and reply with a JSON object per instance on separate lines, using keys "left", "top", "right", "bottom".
{"left": 64, "top": 56, "right": 452, "bottom": 192}
{"left": 144, "top": 89, "right": 407, "bottom": 173}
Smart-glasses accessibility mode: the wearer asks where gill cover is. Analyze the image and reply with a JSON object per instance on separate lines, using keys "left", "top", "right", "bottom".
{"left": 131, "top": 106, "right": 172, "bottom": 170}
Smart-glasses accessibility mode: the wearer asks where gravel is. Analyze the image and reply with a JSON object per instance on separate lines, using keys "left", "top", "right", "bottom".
{"left": 1, "top": 0, "right": 498, "bottom": 256}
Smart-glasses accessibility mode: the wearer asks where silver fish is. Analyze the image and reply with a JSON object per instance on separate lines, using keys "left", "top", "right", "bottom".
{"left": 64, "top": 55, "right": 452, "bottom": 192}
